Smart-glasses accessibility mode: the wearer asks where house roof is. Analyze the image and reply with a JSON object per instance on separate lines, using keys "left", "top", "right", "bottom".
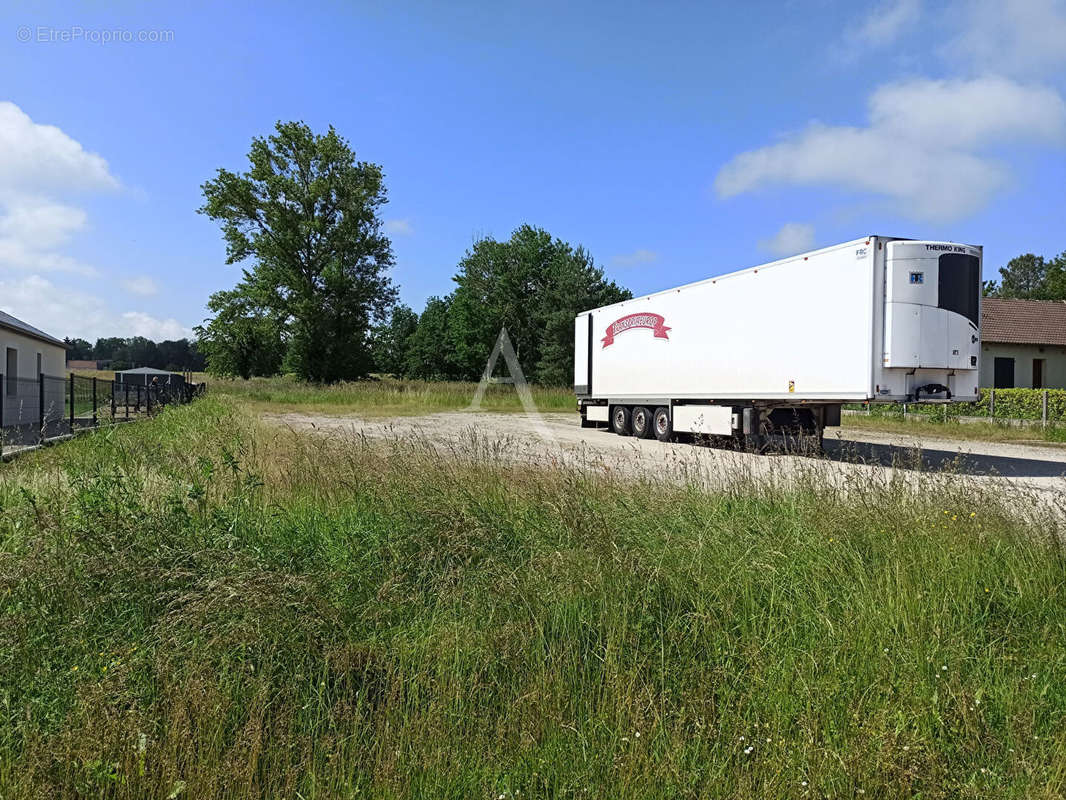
{"left": 0, "top": 309, "right": 66, "bottom": 348}
{"left": 982, "top": 298, "right": 1066, "bottom": 347}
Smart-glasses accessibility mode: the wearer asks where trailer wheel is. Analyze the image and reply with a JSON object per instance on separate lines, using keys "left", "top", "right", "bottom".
{"left": 611, "top": 405, "right": 632, "bottom": 436}
{"left": 631, "top": 406, "right": 653, "bottom": 438}
{"left": 653, "top": 406, "right": 672, "bottom": 442}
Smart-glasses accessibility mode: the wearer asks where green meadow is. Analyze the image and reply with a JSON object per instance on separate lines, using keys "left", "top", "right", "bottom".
{"left": 1, "top": 393, "right": 1064, "bottom": 798}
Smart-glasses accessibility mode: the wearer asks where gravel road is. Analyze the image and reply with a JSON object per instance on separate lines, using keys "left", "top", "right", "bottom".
{"left": 263, "top": 409, "right": 1066, "bottom": 507}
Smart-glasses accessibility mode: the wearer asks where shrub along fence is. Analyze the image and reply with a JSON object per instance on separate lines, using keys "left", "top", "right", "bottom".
{"left": 1, "top": 371, "right": 206, "bottom": 457}
{"left": 846, "top": 388, "right": 1066, "bottom": 426}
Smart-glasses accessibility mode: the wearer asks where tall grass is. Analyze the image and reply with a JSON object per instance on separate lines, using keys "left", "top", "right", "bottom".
{"left": 208, "top": 375, "right": 576, "bottom": 414}
{"left": 1, "top": 397, "right": 1065, "bottom": 798}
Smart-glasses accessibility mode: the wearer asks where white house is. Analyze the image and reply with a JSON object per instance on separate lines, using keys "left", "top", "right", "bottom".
{"left": 1, "top": 310, "right": 67, "bottom": 428}
{"left": 980, "top": 299, "right": 1066, "bottom": 389}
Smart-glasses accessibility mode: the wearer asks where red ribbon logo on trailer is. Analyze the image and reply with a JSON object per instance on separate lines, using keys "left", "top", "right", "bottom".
{"left": 601, "top": 313, "right": 671, "bottom": 347}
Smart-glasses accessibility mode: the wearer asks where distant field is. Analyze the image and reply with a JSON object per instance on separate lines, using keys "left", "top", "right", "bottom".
{"left": 1, "top": 396, "right": 1065, "bottom": 798}
{"left": 65, "top": 369, "right": 209, "bottom": 384}
{"left": 208, "top": 375, "right": 576, "bottom": 415}
{"left": 66, "top": 368, "right": 116, "bottom": 381}
{"left": 206, "top": 376, "right": 1066, "bottom": 447}
{"left": 842, "top": 412, "right": 1066, "bottom": 445}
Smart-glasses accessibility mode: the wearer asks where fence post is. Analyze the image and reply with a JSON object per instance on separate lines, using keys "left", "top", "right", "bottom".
{"left": 92, "top": 377, "right": 97, "bottom": 426}
{"left": 125, "top": 382, "right": 129, "bottom": 420}
{"left": 147, "top": 383, "right": 152, "bottom": 416}
{"left": 1043, "top": 389, "right": 1048, "bottom": 428}
{"left": 0, "top": 372, "right": 4, "bottom": 453}
{"left": 69, "top": 373, "right": 75, "bottom": 430}
{"left": 38, "top": 372, "right": 45, "bottom": 444}
{"left": 990, "top": 389, "right": 995, "bottom": 418}
{"left": 110, "top": 380, "right": 116, "bottom": 420}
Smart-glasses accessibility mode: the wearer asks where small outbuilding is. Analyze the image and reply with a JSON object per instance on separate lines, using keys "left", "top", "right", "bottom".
{"left": 114, "top": 367, "right": 188, "bottom": 404}
{"left": 980, "top": 299, "right": 1066, "bottom": 389}
{"left": 1, "top": 309, "right": 67, "bottom": 431}
{"left": 1, "top": 309, "right": 66, "bottom": 382}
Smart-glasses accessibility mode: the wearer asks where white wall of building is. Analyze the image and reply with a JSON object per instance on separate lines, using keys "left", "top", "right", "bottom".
{"left": 980, "top": 342, "right": 1066, "bottom": 389}
{"left": 1, "top": 329, "right": 66, "bottom": 426}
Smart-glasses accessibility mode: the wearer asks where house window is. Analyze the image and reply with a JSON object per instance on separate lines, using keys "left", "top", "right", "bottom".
{"left": 5, "top": 347, "right": 16, "bottom": 396}
{"left": 993, "top": 357, "right": 1015, "bottom": 389}
{"left": 1033, "top": 358, "right": 1045, "bottom": 389}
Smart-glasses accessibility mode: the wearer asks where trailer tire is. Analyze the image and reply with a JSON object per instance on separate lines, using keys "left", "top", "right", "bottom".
{"left": 611, "top": 405, "right": 632, "bottom": 436}
{"left": 632, "top": 406, "right": 654, "bottom": 439}
{"left": 653, "top": 406, "right": 672, "bottom": 442}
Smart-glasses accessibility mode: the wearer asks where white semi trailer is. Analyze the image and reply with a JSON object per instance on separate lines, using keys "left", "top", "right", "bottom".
{"left": 574, "top": 236, "right": 982, "bottom": 447}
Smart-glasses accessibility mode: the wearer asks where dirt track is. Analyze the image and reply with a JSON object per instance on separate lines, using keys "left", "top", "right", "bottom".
{"left": 263, "top": 409, "right": 1066, "bottom": 505}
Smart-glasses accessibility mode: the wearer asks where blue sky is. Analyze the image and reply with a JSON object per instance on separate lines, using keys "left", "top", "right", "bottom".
{"left": 1, "top": 0, "right": 1064, "bottom": 341}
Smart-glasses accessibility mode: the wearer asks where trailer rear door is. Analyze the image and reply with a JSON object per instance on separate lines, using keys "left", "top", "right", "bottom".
{"left": 573, "top": 313, "right": 592, "bottom": 395}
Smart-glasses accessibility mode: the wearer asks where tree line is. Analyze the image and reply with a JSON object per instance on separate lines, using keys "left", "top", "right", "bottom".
{"left": 194, "top": 120, "right": 1063, "bottom": 386}
{"left": 194, "top": 121, "right": 629, "bottom": 384}
{"left": 983, "top": 251, "right": 1066, "bottom": 300}
{"left": 64, "top": 336, "right": 205, "bottom": 372}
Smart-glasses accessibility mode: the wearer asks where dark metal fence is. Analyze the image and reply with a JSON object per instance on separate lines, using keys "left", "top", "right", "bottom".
{"left": 0, "top": 372, "right": 206, "bottom": 458}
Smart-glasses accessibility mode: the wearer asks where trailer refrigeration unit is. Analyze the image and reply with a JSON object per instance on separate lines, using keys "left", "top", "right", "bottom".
{"left": 574, "top": 237, "right": 982, "bottom": 448}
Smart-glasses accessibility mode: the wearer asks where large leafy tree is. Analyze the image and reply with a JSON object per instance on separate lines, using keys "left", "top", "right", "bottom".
{"left": 405, "top": 296, "right": 458, "bottom": 380}
{"left": 446, "top": 225, "right": 630, "bottom": 384}
{"left": 92, "top": 337, "right": 127, "bottom": 361}
{"left": 370, "top": 303, "right": 419, "bottom": 376}
{"left": 991, "top": 253, "right": 1047, "bottom": 299}
{"left": 194, "top": 287, "right": 285, "bottom": 379}
{"left": 200, "top": 121, "right": 396, "bottom": 382}
{"left": 63, "top": 338, "right": 93, "bottom": 360}
{"left": 984, "top": 251, "right": 1066, "bottom": 300}
{"left": 1041, "top": 252, "right": 1066, "bottom": 300}
{"left": 534, "top": 247, "right": 631, "bottom": 385}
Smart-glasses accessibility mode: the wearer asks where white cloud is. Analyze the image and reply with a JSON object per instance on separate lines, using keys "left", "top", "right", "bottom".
{"left": 856, "top": 0, "right": 921, "bottom": 46}
{"left": 714, "top": 76, "right": 1066, "bottom": 222}
{"left": 950, "top": 0, "right": 1066, "bottom": 76}
{"left": 0, "top": 103, "right": 119, "bottom": 279}
{"left": 119, "top": 311, "right": 190, "bottom": 340}
{"left": 0, "top": 196, "right": 86, "bottom": 248}
{"left": 0, "top": 101, "right": 118, "bottom": 193}
{"left": 0, "top": 195, "right": 98, "bottom": 276}
{"left": 0, "top": 107, "right": 183, "bottom": 342}
{"left": 120, "top": 276, "right": 159, "bottom": 296}
{"left": 759, "top": 223, "right": 815, "bottom": 257}
{"left": 0, "top": 274, "right": 191, "bottom": 341}
{"left": 611, "top": 248, "right": 659, "bottom": 267}
{"left": 869, "top": 77, "right": 1066, "bottom": 148}
{"left": 0, "top": 239, "right": 98, "bottom": 277}
{"left": 384, "top": 218, "right": 413, "bottom": 236}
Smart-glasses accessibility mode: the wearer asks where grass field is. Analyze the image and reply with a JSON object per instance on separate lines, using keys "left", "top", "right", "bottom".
{"left": 1, "top": 394, "right": 1065, "bottom": 798}
{"left": 208, "top": 375, "right": 576, "bottom": 415}
{"left": 842, "top": 413, "right": 1066, "bottom": 446}
{"left": 79, "top": 373, "right": 1065, "bottom": 448}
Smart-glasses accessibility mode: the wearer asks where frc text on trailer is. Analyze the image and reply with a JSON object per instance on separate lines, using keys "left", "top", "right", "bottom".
{"left": 573, "top": 236, "right": 982, "bottom": 449}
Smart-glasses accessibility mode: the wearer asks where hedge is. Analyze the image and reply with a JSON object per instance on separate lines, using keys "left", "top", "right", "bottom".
{"left": 845, "top": 388, "right": 1066, "bottom": 423}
